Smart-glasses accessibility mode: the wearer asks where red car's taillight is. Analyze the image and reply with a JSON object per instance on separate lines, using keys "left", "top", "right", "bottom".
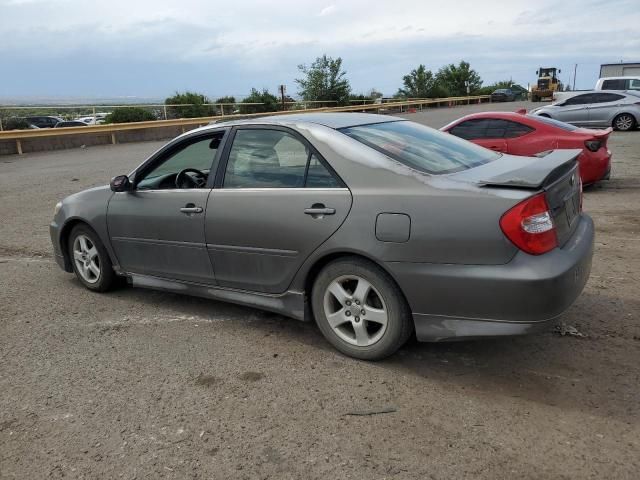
{"left": 500, "top": 193, "right": 558, "bottom": 255}
{"left": 584, "top": 140, "right": 601, "bottom": 152}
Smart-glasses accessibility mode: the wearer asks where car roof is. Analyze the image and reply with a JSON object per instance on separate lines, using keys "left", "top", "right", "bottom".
{"left": 214, "top": 112, "right": 404, "bottom": 130}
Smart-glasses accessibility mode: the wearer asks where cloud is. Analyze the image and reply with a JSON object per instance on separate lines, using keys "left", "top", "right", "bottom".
{"left": 318, "top": 4, "right": 336, "bottom": 16}
{"left": 0, "top": 0, "right": 638, "bottom": 98}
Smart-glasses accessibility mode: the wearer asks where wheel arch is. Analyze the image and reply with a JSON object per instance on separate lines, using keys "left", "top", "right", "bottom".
{"left": 301, "top": 250, "right": 413, "bottom": 319}
{"left": 59, "top": 218, "right": 117, "bottom": 273}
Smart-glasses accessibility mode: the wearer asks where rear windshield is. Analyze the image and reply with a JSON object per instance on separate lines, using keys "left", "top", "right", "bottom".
{"left": 339, "top": 120, "right": 499, "bottom": 174}
{"left": 527, "top": 114, "right": 579, "bottom": 131}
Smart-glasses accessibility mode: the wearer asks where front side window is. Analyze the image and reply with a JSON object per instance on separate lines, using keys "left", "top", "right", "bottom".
{"left": 564, "top": 94, "right": 594, "bottom": 106}
{"left": 137, "top": 133, "right": 224, "bottom": 190}
{"left": 341, "top": 120, "right": 499, "bottom": 175}
{"left": 449, "top": 119, "right": 492, "bottom": 140}
{"left": 223, "top": 129, "right": 340, "bottom": 188}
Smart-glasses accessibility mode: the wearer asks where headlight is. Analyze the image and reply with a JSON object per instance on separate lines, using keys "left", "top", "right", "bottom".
{"left": 54, "top": 201, "right": 63, "bottom": 216}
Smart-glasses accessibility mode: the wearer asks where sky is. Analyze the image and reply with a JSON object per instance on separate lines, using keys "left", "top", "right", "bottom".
{"left": 1, "top": 0, "right": 639, "bottom": 101}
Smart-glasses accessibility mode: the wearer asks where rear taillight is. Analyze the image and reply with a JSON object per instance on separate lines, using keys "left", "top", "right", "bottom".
{"left": 584, "top": 140, "right": 601, "bottom": 152}
{"left": 500, "top": 193, "right": 558, "bottom": 255}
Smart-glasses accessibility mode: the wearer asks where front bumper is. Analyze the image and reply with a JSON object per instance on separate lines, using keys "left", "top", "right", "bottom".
{"left": 387, "top": 214, "right": 594, "bottom": 341}
{"left": 50, "top": 220, "right": 72, "bottom": 272}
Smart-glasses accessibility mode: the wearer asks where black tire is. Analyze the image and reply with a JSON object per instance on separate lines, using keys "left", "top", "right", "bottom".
{"left": 67, "top": 224, "right": 116, "bottom": 292}
{"left": 612, "top": 113, "right": 636, "bottom": 132}
{"left": 311, "top": 257, "right": 412, "bottom": 360}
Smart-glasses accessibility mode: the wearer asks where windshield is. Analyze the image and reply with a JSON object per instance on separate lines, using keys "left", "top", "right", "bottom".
{"left": 340, "top": 120, "right": 500, "bottom": 175}
{"left": 528, "top": 114, "right": 579, "bottom": 131}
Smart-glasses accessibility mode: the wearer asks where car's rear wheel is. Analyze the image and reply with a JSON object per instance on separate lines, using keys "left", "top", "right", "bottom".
{"left": 68, "top": 224, "right": 115, "bottom": 292}
{"left": 613, "top": 113, "right": 636, "bottom": 131}
{"left": 311, "top": 258, "right": 412, "bottom": 360}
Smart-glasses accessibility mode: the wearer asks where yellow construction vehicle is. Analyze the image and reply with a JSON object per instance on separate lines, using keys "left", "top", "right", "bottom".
{"left": 531, "top": 67, "right": 563, "bottom": 102}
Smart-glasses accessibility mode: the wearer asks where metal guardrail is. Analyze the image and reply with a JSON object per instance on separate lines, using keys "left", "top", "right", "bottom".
{"left": 0, "top": 96, "right": 490, "bottom": 154}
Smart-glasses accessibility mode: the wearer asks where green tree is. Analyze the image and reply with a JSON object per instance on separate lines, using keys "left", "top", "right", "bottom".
{"left": 435, "top": 61, "right": 483, "bottom": 96}
{"left": 164, "top": 91, "right": 213, "bottom": 118}
{"left": 239, "top": 88, "right": 279, "bottom": 114}
{"left": 105, "top": 107, "right": 155, "bottom": 124}
{"left": 215, "top": 96, "right": 236, "bottom": 104}
{"left": 296, "top": 54, "right": 351, "bottom": 106}
{"left": 396, "top": 64, "right": 447, "bottom": 98}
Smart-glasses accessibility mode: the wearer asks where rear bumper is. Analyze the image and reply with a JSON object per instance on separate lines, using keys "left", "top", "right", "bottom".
{"left": 579, "top": 149, "right": 611, "bottom": 185}
{"left": 387, "top": 214, "right": 594, "bottom": 341}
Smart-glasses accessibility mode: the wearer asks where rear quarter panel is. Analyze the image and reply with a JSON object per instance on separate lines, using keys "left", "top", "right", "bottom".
{"left": 288, "top": 124, "right": 526, "bottom": 290}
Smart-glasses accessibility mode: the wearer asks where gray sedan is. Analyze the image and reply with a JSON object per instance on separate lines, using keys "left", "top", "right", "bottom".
{"left": 532, "top": 91, "right": 640, "bottom": 131}
{"left": 50, "top": 113, "right": 594, "bottom": 360}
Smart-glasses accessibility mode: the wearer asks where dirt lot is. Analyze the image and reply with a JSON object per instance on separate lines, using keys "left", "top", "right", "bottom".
{"left": 1, "top": 102, "right": 639, "bottom": 479}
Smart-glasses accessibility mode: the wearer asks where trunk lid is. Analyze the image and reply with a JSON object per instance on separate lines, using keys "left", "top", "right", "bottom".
{"left": 452, "top": 150, "right": 583, "bottom": 246}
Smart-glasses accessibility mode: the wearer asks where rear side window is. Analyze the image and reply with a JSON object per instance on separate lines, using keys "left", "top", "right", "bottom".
{"left": 504, "top": 120, "right": 534, "bottom": 138}
{"left": 592, "top": 93, "right": 625, "bottom": 103}
{"left": 341, "top": 120, "right": 499, "bottom": 175}
{"left": 602, "top": 79, "right": 626, "bottom": 90}
{"left": 223, "top": 129, "right": 341, "bottom": 188}
{"left": 629, "top": 79, "right": 640, "bottom": 90}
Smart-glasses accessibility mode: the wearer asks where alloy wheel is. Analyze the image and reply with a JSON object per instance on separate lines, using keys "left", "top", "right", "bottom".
{"left": 72, "top": 234, "right": 101, "bottom": 284}
{"left": 323, "top": 275, "right": 388, "bottom": 347}
{"left": 615, "top": 114, "right": 634, "bottom": 131}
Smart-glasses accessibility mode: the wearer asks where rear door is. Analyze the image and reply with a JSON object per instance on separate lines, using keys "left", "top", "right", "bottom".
{"left": 448, "top": 119, "right": 508, "bottom": 152}
{"left": 588, "top": 93, "right": 626, "bottom": 126}
{"left": 205, "top": 126, "right": 352, "bottom": 294}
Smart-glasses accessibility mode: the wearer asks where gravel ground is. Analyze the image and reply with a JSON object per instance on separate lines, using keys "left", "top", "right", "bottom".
{"left": 1, "top": 102, "right": 639, "bottom": 479}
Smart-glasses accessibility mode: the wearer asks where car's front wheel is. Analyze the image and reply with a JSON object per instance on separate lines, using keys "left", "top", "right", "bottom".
{"left": 68, "top": 224, "right": 115, "bottom": 292}
{"left": 311, "top": 258, "right": 412, "bottom": 360}
{"left": 613, "top": 113, "right": 636, "bottom": 131}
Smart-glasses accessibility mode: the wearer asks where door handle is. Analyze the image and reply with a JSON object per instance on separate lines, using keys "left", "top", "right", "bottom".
{"left": 304, "top": 203, "right": 335, "bottom": 217}
{"left": 180, "top": 203, "right": 203, "bottom": 214}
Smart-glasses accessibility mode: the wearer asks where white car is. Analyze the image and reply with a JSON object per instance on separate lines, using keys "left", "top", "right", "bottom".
{"left": 595, "top": 76, "right": 640, "bottom": 91}
{"left": 75, "top": 113, "right": 108, "bottom": 125}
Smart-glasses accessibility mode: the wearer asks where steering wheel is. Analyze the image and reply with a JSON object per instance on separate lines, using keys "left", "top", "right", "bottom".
{"left": 175, "top": 168, "right": 206, "bottom": 189}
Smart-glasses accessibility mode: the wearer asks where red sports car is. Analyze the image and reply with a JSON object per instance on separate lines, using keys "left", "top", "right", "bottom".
{"left": 441, "top": 111, "right": 612, "bottom": 185}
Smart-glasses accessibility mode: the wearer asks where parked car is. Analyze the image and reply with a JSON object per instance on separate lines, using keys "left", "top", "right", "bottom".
{"left": 75, "top": 113, "right": 107, "bottom": 125}
{"left": 491, "top": 89, "right": 516, "bottom": 102}
{"left": 50, "top": 113, "right": 593, "bottom": 360}
{"left": 532, "top": 91, "right": 640, "bottom": 131}
{"left": 54, "top": 120, "right": 89, "bottom": 128}
{"left": 25, "top": 116, "right": 62, "bottom": 128}
{"left": 441, "top": 111, "right": 612, "bottom": 185}
{"left": 595, "top": 76, "right": 640, "bottom": 91}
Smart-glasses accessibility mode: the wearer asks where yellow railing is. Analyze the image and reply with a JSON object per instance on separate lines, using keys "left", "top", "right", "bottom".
{"left": 0, "top": 95, "right": 490, "bottom": 154}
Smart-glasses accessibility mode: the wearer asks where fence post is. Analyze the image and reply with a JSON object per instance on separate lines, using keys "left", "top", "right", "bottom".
{"left": 16, "top": 139, "right": 23, "bottom": 155}
{"left": 163, "top": 105, "right": 168, "bottom": 120}
{"left": 220, "top": 104, "right": 224, "bottom": 117}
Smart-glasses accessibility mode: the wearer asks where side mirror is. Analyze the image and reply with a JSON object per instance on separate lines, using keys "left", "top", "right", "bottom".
{"left": 110, "top": 175, "right": 131, "bottom": 192}
{"left": 558, "top": 69, "right": 562, "bottom": 74}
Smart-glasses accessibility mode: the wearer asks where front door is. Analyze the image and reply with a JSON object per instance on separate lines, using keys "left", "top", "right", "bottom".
{"left": 555, "top": 93, "right": 593, "bottom": 125}
{"left": 107, "top": 131, "right": 227, "bottom": 284}
{"left": 205, "top": 127, "right": 352, "bottom": 293}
